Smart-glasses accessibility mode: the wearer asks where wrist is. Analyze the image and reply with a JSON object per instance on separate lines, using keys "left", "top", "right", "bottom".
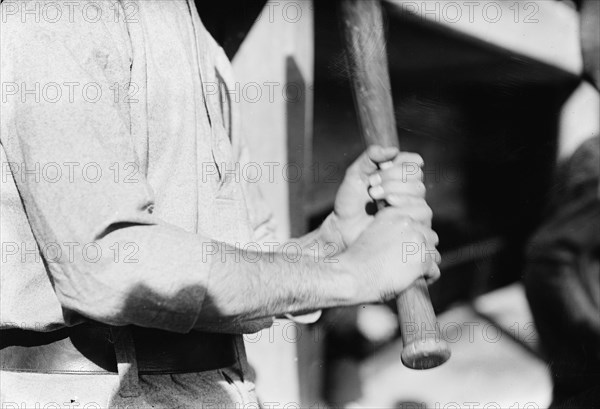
{"left": 319, "top": 212, "right": 348, "bottom": 253}
{"left": 329, "top": 252, "right": 365, "bottom": 306}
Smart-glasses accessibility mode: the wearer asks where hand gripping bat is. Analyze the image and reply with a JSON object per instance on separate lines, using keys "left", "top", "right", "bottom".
{"left": 340, "top": 0, "right": 451, "bottom": 369}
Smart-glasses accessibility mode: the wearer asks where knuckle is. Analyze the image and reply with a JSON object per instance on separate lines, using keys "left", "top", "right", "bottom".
{"left": 416, "top": 181, "right": 427, "bottom": 196}
{"left": 405, "top": 167, "right": 424, "bottom": 181}
{"left": 424, "top": 205, "right": 433, "bottom": 220}
{"left": 423, "top": 227, "right": 438, "bottom": 244}
{"left": 410, "top": 153, "right": 424, "bottom": 166}
{"left": 412, "top": 197, "right": 427, "bottom": 207}
{"left": 400, "top": 152, "right": 424, "bottom": 167}
{"left": 399, "top": 152, "right": 414, "bottom": 161}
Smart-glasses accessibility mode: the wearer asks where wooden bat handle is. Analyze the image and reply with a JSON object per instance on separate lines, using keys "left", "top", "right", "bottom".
{"left": 340, "top": 0, "right": 450, "bottom": 370}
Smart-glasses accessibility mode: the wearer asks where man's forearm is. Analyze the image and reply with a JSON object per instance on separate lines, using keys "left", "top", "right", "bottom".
{"left": 195, "top": 205, "right": 439, "bottom": 327}
{"left": 196, "top": 232, "right": 357, "bottom": 325}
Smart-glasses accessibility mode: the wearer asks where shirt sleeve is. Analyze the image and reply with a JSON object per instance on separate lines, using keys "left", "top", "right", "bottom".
{"left": 0, "top": 3, "right": 209, "bottom": 333}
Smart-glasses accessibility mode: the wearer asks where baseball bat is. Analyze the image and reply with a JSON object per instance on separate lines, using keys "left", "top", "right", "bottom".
{"left": 340, "top": 0, "right": 451, "bottom": 370}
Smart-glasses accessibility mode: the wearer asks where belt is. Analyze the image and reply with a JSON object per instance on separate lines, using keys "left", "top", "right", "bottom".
{"left": 0, "top": 324, "right": 238, "bottom": 375}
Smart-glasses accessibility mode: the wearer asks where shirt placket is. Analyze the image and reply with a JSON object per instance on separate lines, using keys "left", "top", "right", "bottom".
{"left": 185, "top": 0, "right": 231, "bottom": 186}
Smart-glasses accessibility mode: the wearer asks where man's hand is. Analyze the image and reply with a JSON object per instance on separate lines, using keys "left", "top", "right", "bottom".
{"left": 197, "top": 146, "right": 440, "bottom": 323}
{"left": 340, "top": 207, "right": 441, "bottom": 304}
{"left": 329, "top": 145, "right": 432, "bottom": 248}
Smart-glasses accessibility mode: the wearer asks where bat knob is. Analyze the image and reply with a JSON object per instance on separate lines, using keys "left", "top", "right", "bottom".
{"left": 401, "top": 338, "right": 451, "bottom": 370}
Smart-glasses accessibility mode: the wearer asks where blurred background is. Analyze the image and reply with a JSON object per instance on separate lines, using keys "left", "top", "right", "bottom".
{"left": 198, "top": 1, "right": 598, "bottom": 408}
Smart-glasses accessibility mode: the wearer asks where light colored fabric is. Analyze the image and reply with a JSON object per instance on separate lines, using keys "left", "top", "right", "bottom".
{"left": 0, "top": 0, "right": 276, "bottom": 405}
{"left": 0, "top": 367, "right": 258, "bottom": 409}
{"left": 0, "top": 0, "right": 274, "bottom": 331}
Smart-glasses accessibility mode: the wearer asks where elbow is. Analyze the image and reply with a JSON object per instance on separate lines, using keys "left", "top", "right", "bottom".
{"left": 53, "top": 262, "right": 202, "bottom": 333}
{"left": 54, "top": 273, "right": 133, "bottom": 327}
{"left": 50, "top": 258, "right": 141, "bottom": 327}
